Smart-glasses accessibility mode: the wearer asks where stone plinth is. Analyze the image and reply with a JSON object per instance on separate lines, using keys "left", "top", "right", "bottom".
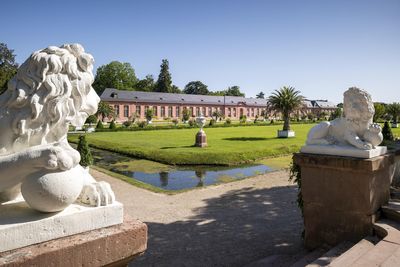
{"left": 195, "top": 130, "right": 207, "bottom": 147}
{"left": 0, "top": 199, "right": 123, "bottom": 253}
{"left": 0, "top": 217, "right": 147, "bottom": 267}
{"left": 278, "top": 130, "right": 295, "bottom": 138}
{"left": 294, "top": 152, "right": 394, "bottom": 249}
{"left": 300, "top": 145, "right": 387, "bottom": 159}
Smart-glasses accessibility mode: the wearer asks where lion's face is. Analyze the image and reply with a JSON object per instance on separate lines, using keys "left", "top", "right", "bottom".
{"left": 343, "top": 87, "right": 374, "bottom": 123}
{"left": 0, "top": 44, "right": 99, "bottom": 153}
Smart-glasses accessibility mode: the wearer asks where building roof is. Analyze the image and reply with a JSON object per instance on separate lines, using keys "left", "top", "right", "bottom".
{"left": 101, "top": 88, "right": 268, "bottom": 107}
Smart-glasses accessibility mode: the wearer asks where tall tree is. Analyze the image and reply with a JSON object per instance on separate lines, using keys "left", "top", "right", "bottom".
{"left": 225, "top": 86, "right": 245, "bottom": 97}
{"left": 93, "top": 61, "right": 137, "bottom": 95}
{"left": 267, "top": 86, "right": 304, "bottom": 131}
{"left": 256, "top": 91, "right": 265, "bottom": 99}
{"left": 0, "top": 43, "right": 18, "bottom": 94}
{"left": 373, "top": 103, "right": 386, "bottom": 122}
{"left": 154, "top": 59, "right": 172, "bottom": 93}
{"left": 136, "top": 74, "right": 155, "bottom": 92}
{"left": 171, "top": 85, "right": 182, "bottom": 93}
{"left": 183, "top": 81, "right": 209, "bottom": 95}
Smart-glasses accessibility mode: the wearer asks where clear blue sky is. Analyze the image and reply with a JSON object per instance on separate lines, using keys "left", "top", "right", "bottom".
{"left": 2, "top": 0, "right": 399, "bottom": 103}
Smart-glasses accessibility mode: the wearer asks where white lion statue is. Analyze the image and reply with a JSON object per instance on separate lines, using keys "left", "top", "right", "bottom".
{"left": 305, "top": 87, "right": 383, "bottom": 150}
{"left": 0, "top": 44, "right": 114, "bottom": 212}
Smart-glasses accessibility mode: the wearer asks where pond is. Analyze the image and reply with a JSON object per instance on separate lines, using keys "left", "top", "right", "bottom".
{"left": 89, "top": 147, "right": 277, "bottom": 191}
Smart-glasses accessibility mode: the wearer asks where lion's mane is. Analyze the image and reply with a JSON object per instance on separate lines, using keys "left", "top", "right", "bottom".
{"left": 343, "top": 87, "right": 375, "bottom": 123}
{"left": 0, "top": 44, "right": 95, "bottom": 153}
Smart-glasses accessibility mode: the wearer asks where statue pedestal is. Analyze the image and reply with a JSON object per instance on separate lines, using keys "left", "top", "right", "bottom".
{"left": 294, "top": 152, "right": 394, "bottom": 249}
{"left": 0, "top": 216, "right": 147, "bottom": 267}
{"left": 0, "top": 199, "right": 123, "bottom": 253}
{"left": 195, "top": 130, "right": 207, "bottom": 147}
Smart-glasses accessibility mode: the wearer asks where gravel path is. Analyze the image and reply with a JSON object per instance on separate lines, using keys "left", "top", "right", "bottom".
{"left": 91, "top": 169, "right": 305, "bottom": 267}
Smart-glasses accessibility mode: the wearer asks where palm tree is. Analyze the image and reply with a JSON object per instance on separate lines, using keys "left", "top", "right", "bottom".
{"left": 267, "top": 86, "right": 304, "bottom": 131}
{"left": 96, "top": 101, "right": 114, "bottom": 122}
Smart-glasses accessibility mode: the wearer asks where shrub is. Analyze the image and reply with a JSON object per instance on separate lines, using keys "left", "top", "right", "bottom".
{"left": 109, "top": 120, "right": 117, "bottom": 130}
{"left": 172, "top": 118, "right": 179, "bottom": 125}
{"left": 225, "top": 118, "right": 231, "bottom": 125}
{"left": 85, "top": 115, "right": 98, "bottom": 125}
{"left": 382, "top": 121, "right": 394, "bottom": 142}
{"left": 182, "top": 108, "right": 191, "bottom": 122}
{"left": 270, "top": 119, "right": 274, "bottom": 124}
{"left": 239, "top": 115, "right": 247, "bottom": 123}
{"left": 96, "top": 120, "right": 104, "bottom": 129}
{"left": 164, "top": 117, "right": 171, "bottom": 121}
{"left": 145, "top": 109, "right": 154, "bottom": 122}
{"left": 137, "top": 121, "right": 147, "bottom": 128}
{"left": 209, "top": 119, "right": 216, "bottom": 126}
{"left": 188, "top": 119, "right": 195, "bottom": 126}
{"left": 254, "top": 115, "right": 259, "bottom": 123}
{"left": 123, "top": 120, "right": 133, "bottom": 127}
{"left": 77, "top": 135, "right": 93, "bottom": 167}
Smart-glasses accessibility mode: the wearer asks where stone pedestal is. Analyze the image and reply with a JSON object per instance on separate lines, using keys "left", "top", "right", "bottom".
{"left": 294, "top": 152, "right": 394, "bottom": 249}
{"left": 278, "top": 130, "right": 295, "bottom": 138}
{"left": 0, "top": 216, "right": 147, "bottom": 267}
{"left": 195, "top": 130, "right": 207, "bottom": 147}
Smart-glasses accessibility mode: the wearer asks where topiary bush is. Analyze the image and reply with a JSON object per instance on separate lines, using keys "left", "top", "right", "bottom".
{"left": 382, "top": 121, "right": 394, "bottom": 142}
{"left": 96, "top": 120, "right": 104, "bottom": 129}
{"left": 188, "top": 119, "right": 195, "bottom": 127}
{"left": 225, "top": 118, "right": 231, "bottom": 125}
{"left": 123, "top": 120, "right": 133, "bottom": 128}
{"left": 77, "top": 135, "right": 93, "bottom": 167}
{"left": 209, "top": 119, "right": 216, "bottom": 126}
{"left": 172, "top": 118, "right": 179, "bottom": 125}
{"left": 239, "top": 115, "right": 247, "bottom": 123}
{"left": 109, "top": 120, "right": 117, "bottom": 130}
{"left": 137, "top": 121, "right": 147, "bottom": 128}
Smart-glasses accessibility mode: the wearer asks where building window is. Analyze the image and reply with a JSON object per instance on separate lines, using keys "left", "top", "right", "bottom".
{"left": 145, "top": 106, "right": 149, "bottom": 112}
{"left": 114, "top": 105, "right": 120, "bottom": 116}
{"left": 176, "top": 107, "right": 180, "bottom": 117}
{"left": 168, "top": 106, "right": 173, "bottom": 117}
{"left": 123, "top": 105, "right": 129, "bottom": 117}
{"left": 233, "top": 108, "right": 237, "bottom": 117}
{"left": 208, "top": 107, "right": 212, "bottom": 116}
{"left": 201, "top": 107, "right": 206, "bottom": 116}
{"left": 247, "top": 108, "right": 250, "bottom": 116}
{"left": 251, "top": 108, "right": 254, "bottom": 117}
{"left": 153, "top": 106, "right": 158, "bottom": 117}
{"left": 196, "top": 107, "right": 200, "bottom": 116}
{"left": 161, "top": 106, "right": 165, "bottom": 117}
{"left": 228, "top": 108, "right": 232, "bottom": 117}
{"left": 191, "top": 107, "right": 195, "bottom": 117}
{"left": 136, "top": 105, "right": 141, "bottom": 116}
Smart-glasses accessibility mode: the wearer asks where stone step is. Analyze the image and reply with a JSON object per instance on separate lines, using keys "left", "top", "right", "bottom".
{"left": 350, "top": 219, "right": 400, "bottom": 267}
{"left": 306, "top": 241, "right": 354, "bottom": 267}
{"left": 328, "top": 236, "right": 378, "bottom": 267}
{"left": 382, "top": 201, "right": 400, "bottom": 222}
{"left": 289, "top": 248, "right": 327, "bottom": 267}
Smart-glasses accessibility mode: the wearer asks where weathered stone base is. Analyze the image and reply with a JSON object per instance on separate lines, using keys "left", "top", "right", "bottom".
{"left": 294, "top": 152, "right": 394, "bottom": 249}
{"left": 0, "top": 199, "right": 123, "bottom": 253}
{"left": 195, "top": 131, "right": 207, "bottom": 147}
{"left": 278, "top": 130, "right": 295, "bottom": 138}
{"left": 300, "top": 145, "right": 387, "bottom": 159}
{"left": 0, "top": 217, "right": 147, "bottom": 267}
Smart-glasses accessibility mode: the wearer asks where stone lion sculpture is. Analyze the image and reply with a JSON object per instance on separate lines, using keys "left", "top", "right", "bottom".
{"left": 305, "top": 87, "right": 383, "bottom": 150}
{"left": 0, "top": 44, "right": 114, "bottom": 212}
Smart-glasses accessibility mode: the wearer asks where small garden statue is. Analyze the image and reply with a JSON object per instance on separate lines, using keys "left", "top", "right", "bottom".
{"left": 195, "top": 113, "right": 207, "bottom": 147}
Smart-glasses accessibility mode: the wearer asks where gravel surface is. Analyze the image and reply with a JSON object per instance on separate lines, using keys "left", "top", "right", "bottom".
{"left": 91, "top": 169, "right": 305, "bottom": 267}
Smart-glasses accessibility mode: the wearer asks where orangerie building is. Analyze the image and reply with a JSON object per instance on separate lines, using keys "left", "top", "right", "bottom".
{"left": 100, "top": 88, "right": 337, "bottom": 122}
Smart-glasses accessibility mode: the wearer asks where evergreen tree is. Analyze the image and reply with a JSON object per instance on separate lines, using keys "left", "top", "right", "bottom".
{"left": 109, "top": 120, "right": 117, "bottom": 130}
{"left": 382, "top": 121, "right": 394, "bottom": 141}
{"left": 154, "top": 59, "right": 172, "bottom": 93}
{"left": 96, "top": 120, "right": 104, "bottom": 129}
{"left": 183, "top": 81, "right": 209, "bottom": 95}
{"left": 77, "top": 135, "right": 93, "bottom": 167}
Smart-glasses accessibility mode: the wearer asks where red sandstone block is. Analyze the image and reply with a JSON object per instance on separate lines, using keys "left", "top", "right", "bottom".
{"left": 0, "top": 217, "right": 147, "bottom": 267}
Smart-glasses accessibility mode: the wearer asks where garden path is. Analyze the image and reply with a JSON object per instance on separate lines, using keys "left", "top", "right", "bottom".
{"left": 91, "top": 169, "right": 305, "bottom": 267}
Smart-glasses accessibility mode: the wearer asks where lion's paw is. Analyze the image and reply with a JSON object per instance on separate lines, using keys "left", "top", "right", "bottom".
{"left": 79, "top": 181, "right": 115, "bottom": 207}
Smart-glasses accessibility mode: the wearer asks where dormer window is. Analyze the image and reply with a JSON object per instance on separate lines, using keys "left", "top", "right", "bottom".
{"left": 110, "top": 92, "right": 118, "bottom": 98}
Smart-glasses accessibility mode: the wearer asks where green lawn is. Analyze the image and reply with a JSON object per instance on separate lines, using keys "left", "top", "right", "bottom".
{"left": 69, "top": 124, "right": 314, "bottom": 165}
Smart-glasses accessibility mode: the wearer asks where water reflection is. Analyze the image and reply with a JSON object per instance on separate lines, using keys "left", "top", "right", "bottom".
{"left": 90, "top": 147, "right": 273, "bottom": 191}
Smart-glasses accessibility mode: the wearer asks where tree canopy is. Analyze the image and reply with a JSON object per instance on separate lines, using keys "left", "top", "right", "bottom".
{"left": 0, "top": 43, "right": 18, "bottom": 94}
{"left": 96, "top": 101, "right": 114, "bottom": 122}
{"left": 386, "top": 102, "right": 400, "bottom": 123}
{"left": 93, "top": 61, "right": 137, "bottom": 95}
{"left": 373, "top": 103, "right": 386, "bottom": 122}
{"left": 136, "top": 74, "right": 155, "bottom": 92}
{"left": 154, "top": 59, "right": 173, "bottom": 93}
{"left": 210, "top": 85, "right": 245, "bottom": 97}
{"left": 267, "top": 86, "right": 304, "bottom": 131}
{"left": 183, "top": 81, "right": 209, "bottom": 95}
